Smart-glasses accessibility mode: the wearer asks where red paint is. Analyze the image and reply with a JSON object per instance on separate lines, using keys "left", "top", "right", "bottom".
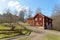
{"left": 26, "top": 13, "right": 53, "bottom": 29}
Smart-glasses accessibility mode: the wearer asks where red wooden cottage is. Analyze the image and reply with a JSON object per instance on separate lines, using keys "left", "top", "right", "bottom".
{"left": 26, "top": 13, "right": 53, "bottom": 29}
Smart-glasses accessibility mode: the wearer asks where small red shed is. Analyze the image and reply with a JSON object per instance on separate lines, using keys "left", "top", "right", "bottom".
{"left": 26, "top": 13, "right": 53, "bottom": 29}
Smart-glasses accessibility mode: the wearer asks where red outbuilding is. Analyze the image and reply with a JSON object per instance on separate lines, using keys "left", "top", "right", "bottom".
{"left": 26, "top": 13, "right": 53, "bottom": 29}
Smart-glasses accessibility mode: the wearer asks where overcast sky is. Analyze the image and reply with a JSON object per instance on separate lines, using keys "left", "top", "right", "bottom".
{"left": 0, "top": 0, "right": 60, "bottom": 16}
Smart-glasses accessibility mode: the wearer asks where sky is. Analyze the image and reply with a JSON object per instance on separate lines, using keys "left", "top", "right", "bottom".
{"left": 0, "top": 0, "right": 60, "bottom": 17}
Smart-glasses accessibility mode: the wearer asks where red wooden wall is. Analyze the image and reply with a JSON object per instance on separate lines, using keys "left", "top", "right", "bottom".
{"left": 26, "top": 13, "right": 53, "bottom": 29}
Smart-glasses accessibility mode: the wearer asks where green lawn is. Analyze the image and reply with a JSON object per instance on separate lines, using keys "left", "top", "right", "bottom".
{"left": 0, "top": 23, "right": 31, "bottom": 30}
{"left": 0, "top": 24, "right": 10, "bottom": 30}
{"left": 15, "top": 26, "right": 24, "bottom": 29}
{"left": 0, "top": 23, "right": 24, "bottom": 30}
{"left": 44, "top": 34, "right": 60, "bottom": 40}
{"left": 0, "top": 23, "right": 31, "bottom": 39}
{"left": 0, "top": 24, "right": 20, "bottom": 39}
{"left": 0, "top": 33, "right": 20, "bottom": 39}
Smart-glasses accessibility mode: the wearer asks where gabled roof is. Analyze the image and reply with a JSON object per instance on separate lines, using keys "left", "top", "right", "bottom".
{"left": 34, "top": 13, "right": 53, "bottom": 20}
{"left": 27, "top": 13, "right": 53, "bottom": 20}
{"left": 34, "top": 13, "right": 44, "bottom": 18}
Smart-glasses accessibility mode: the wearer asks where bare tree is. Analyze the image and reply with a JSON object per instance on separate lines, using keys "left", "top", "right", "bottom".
{"left": 18, "top": 10, "right": 25, "bottom": 22}
{"left": 36, "top": 8, "right": 41, "bottom": 13}
{"left": 0, "top": 9, "right": 19, "bottom": 23}
{"left": 52, "top": 4, "right": 60, "bottom": 16}
{"left": 51, "top": 4, "right": 60, "bottom": 30}
{"left": 28, "top": 8, "right": 32, "bottom": 18}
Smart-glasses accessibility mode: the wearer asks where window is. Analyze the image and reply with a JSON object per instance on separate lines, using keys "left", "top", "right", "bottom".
{"left": 39, "top": 18, "right": 42, "bottom": 20}
{"left": 35, "top": 18, "right": 37, "bottom": 21}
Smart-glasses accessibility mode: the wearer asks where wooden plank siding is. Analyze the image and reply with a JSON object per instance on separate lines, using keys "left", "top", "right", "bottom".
{"left": 26, "top": 13, "right": 53, "bottom": 29}
{"left": 34, "top": 14, "right": 43, "bottom": 26}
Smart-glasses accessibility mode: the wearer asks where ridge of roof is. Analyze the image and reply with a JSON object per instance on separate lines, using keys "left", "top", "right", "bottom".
{"left": 36, "top": 13, "right": 53, "bottom": 20}
{"left": 27, "top": 13, "right": 53, "bottom": 20}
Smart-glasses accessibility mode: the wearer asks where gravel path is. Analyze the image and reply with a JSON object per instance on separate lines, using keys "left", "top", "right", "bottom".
{"left": 18, "top": 30, "right": 60, "bottom": 40}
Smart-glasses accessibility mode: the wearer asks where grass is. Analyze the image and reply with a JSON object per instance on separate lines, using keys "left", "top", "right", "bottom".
{"left": 0, "top": 24, "right": 10, "bottom": 30}
{"left": 0, "top": 23, "right": 31, "bottom": 39}
{"left": 0, "top": 23, "right": 24, "bottom": 30}
{"left": 0, "top": 23, "right": 20, "bottom": 39}
{"left": 0, "top": 33, "right": 20, "bottom": 39}
{"left": 15, "top": 26, "right": 24, "bottom": 29}
{"left": 44, "top": 34, "right": 60, "bottom": 40}
{"left": 22, "top": 23, "right": 31, "bottom": 26}
{"left": 21, "top": 30, "right": 31, "bottom": 35}
{"left": 21, "top": 30, "right": 28, "bottom": 34}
